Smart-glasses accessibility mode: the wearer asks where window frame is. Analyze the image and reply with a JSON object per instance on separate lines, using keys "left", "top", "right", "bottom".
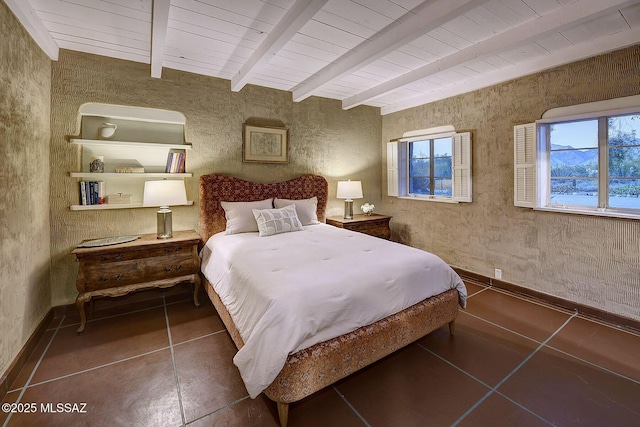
{"left": 388, "top": 126, "right": 471, "bottom": 203}
{"left": 407, "top": 135, "right": 454, "bottom": 199}
{"left": 514, "top": 94, "right": 640, "bottom": 220}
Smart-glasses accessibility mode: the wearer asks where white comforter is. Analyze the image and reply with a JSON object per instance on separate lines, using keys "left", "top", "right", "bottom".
{"left": 201, "top": 224, "right": 466, "bottom": 398}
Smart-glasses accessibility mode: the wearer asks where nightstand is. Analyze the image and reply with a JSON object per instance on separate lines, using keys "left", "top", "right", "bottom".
{"left": 326, "top": 214, "right": 392, "bottom": 240}
{"left": 72, "top": 230, "right": 201, "bottom": 333}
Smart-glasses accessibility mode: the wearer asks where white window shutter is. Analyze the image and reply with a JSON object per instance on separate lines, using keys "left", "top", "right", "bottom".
{"left": 452, "top": 132, "right": 472, "bottom": 202}
{"left": 513, "top": 123, "right": 536, "bottom": 208}
{"left": 387, "top": 141, "right": 398, "bottom": 196}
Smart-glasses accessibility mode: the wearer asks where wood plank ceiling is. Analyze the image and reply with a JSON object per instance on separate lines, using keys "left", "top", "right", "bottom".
{"left": 8, "top": 0, "right": 640, "bottom": 115}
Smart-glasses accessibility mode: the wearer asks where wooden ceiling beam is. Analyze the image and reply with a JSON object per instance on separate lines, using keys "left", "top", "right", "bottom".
{"left": 381, "top": 26, "right": 640, "bottom": 115}
{"left": 291, "top": 0, "right": 486, "bottom": 102}
{"left": 344, "top": 0, "right": 638, "bottom": 110}
{"left": 151, "top": 0, "right": 171, "bottom": 78}
{"left": 5, "top": 0, "right": 59, "bottom": 60}
{"left": 230, "top": 0, "right": 329, "bottom": 92}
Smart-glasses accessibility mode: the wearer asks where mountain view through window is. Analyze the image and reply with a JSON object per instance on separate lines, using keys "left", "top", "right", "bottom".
{"left": 549, "top": 114, "right": 640, "bottom": 210}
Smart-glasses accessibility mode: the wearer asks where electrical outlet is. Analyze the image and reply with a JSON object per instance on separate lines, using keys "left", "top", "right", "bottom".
{"left": 494, "top": 268, "right": 502, "bottom": 279}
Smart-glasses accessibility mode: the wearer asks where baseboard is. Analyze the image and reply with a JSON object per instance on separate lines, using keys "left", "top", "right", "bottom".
{"left": 452, "top": 266, "right": 640, "bottom": 333}
{"left": 1, "top": 308, "right": 54, "bottom": 401}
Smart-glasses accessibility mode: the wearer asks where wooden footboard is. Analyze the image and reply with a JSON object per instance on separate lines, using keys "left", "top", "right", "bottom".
{"left": 204, "top": 279, "right": 459, "bottom": 427}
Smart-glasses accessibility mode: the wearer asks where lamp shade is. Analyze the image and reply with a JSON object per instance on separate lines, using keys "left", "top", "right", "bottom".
{"left": 336, "top": 180, "right": 363, "bottom": 200}
{"left": 143, "top": 180, "right": 187, "bottom": 207}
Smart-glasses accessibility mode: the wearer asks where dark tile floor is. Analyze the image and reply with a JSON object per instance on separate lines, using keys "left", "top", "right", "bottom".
{"left": 2, "top": 281, "right": 640, "bottom": 426}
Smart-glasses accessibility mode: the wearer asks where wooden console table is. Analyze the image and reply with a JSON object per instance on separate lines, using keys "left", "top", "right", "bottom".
{"left": 72, "top": 230, "right": 201, "bottom": 333}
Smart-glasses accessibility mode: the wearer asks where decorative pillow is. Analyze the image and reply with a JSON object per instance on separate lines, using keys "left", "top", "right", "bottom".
{"left": 252, "top": 204, "right": 304, "bottom": 237}
{"left": 220, "top": 198, "right": 273, "bottom": 234}
{"left": 274, "top": 197, "right": 319, "bottom": 225}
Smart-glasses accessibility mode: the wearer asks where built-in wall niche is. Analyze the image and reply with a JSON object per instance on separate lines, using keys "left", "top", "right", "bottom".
{"left": 69, "top": 103, "right": 193, "bottom": 211}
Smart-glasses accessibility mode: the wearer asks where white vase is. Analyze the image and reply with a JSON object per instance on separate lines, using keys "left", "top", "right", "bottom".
{"left": 98, "top": 123, "right": 117, "bottom": 139}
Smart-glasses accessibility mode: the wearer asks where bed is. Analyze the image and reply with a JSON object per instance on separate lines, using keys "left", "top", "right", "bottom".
{"left": 198, "top": 174, "right": 466, "bottom": 427}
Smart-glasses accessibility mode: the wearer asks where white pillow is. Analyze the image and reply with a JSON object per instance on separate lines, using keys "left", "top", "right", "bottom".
{"left": 220, "top": 198, "right": 273, "bottom": 234}
{"left": 252, "top": 204, "right": 304, "bottom": 237}
{"left": 274, "top": 197, "right": 319, "bottom": 226}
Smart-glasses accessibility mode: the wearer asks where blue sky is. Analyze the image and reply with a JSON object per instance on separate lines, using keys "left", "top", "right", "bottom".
{"left": 551, "top": 114, "right": 640, "bottom": 149}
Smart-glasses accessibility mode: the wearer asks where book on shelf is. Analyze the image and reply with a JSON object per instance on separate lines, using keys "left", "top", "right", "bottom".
{"left": 98, "top": 181, "right": 105, "bottom": 204}
{"left": 79, "top": 181, "right": 105, "bottom": 205}
{"left": 165, "top": 149, "right": 186, "bottom": 173}
{"left": 79, "top": 181, "right": 87, "bottom": 205}
{"left": 115, "top": 166, "right": 145, "bottom": 173}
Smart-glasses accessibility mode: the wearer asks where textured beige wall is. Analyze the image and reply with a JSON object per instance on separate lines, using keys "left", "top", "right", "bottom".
{"left": 50, "top": 50, "right": 381, "bottom": 306}
{"left": 0, "top": 2, "right": 52, "bottom": 375}
{"left": 381, "top": 45, "right": 640, "bottom": 321}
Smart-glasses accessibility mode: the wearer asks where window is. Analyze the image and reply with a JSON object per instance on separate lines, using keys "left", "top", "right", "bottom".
{"left": 388, "top": 126, "right": 471, "bottom": 203}
{"left": 547, "top": 119, "right": 599, "bottom": 208}
{"left": 514, "top": 95, "right": 640, "bottom": 218}
{"left": 608, "top": 115, "right": 640, "bottom": 209}
{"left": 409, "top": 137, "right": 453, "bottom": 196}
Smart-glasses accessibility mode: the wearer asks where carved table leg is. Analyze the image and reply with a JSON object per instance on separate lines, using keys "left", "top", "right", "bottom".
{"left": 277, "top": 402, "right": 289, "bottom": 427}
{"left": 75, "top": 294, "right": 91, "bottom": 334}
{"left": 193, "top": 273, "right": 201, "bottom": 307}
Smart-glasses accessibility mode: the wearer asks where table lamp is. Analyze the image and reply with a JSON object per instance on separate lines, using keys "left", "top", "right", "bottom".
{"left": 143, "top": 180, "right": 188, "bottom": 239}
{"left": 337, "top": 180, "right": 363, "bottom": 219}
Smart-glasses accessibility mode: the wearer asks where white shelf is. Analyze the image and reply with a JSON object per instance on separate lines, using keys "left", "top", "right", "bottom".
{"left": 70, "top": 201, "right": 194, "bottom": 211}
{"left": 70, "top": 139, "right": 192, "bottom": 149}
{"left": 79, "top": 103, "right": 186, "bottom": 124}
{"left": 70, "top": 172, "right": 192, "bottom": 178}
{"left": 70, "top": 103, "right": 192, "bottom": 211}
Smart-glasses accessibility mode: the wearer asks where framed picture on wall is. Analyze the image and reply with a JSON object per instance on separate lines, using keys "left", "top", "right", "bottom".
{"left": 243, "top": 124, "right": 289, "bottom": 163}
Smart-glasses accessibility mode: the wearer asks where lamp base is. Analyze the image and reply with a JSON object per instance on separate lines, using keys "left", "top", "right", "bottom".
{"left": 157, "top": 207, "right": 173, "bottom": 239}
{"left": 343, "top": 199, "right": 354, "bottom": 219}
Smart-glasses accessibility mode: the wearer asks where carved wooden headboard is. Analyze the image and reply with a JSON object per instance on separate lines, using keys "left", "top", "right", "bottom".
{"left": 199, "top": 174, "right": 329, "bottom": 243}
